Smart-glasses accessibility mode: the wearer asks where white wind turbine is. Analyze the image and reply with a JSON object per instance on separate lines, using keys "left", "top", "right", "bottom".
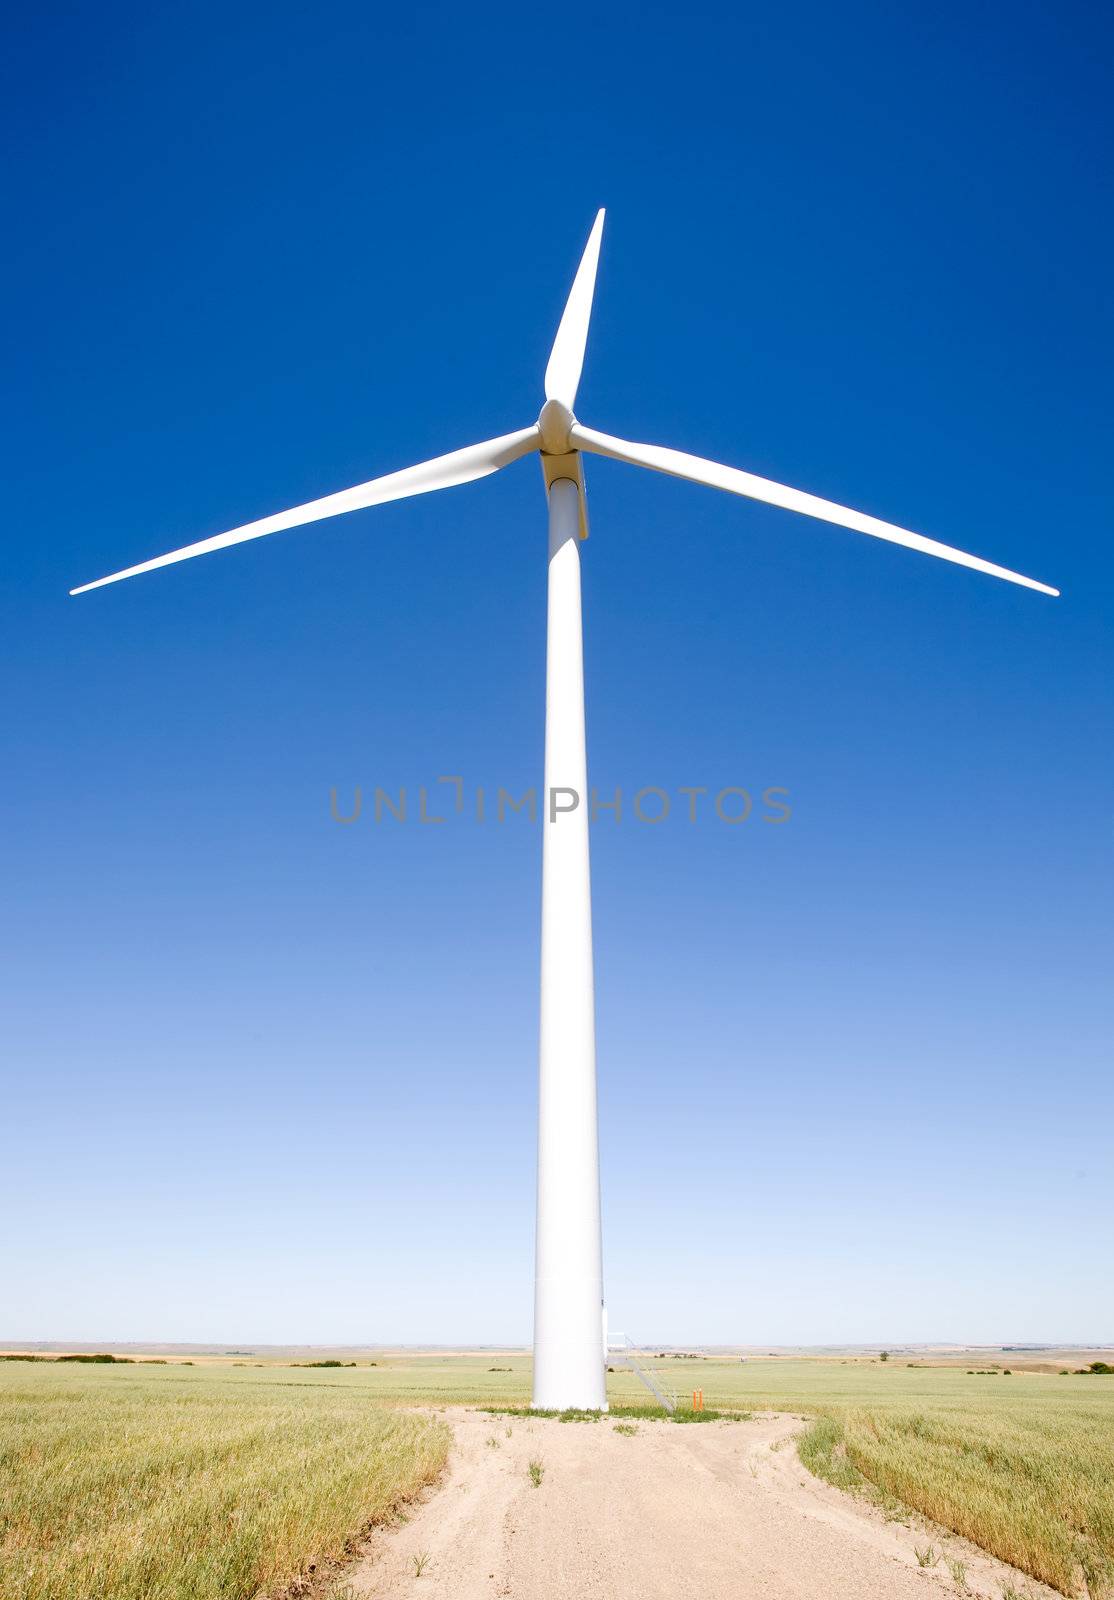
{"left": 72, "top": 210, "right": 1058, "bottom": 1411}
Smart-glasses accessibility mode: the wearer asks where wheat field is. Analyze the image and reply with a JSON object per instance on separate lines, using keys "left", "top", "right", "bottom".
{"left": 2, "top": 1352, "right": 1112, "bottom": 1599}
{"left": 0, "top": 1362, "right": 449, "bottom": 1600}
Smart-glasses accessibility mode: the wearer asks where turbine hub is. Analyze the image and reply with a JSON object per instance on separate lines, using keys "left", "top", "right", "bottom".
{"left": 538, "top": 398, "right": 575, "bottom": 455}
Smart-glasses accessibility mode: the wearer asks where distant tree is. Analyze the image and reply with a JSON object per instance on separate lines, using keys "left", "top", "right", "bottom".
{"left": 879, "top": 1351, "right": 890, "bottom": 1362}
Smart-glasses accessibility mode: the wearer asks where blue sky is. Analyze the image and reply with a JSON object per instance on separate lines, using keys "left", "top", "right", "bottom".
{"left": 3, "top": 0, "right": 1111, "bottom": 1346}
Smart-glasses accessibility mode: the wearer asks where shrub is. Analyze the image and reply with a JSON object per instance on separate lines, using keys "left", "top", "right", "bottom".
{"left": 56, "top": 1354, "right": 131, "bottom": 1364}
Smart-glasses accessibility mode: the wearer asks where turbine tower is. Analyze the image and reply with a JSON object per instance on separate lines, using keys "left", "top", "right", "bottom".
{"left": 71, "top": 211, "right": 1057, "bottom": 1411}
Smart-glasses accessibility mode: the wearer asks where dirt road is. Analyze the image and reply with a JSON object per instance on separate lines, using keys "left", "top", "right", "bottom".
{"left": 344, "top": 1409, "right": 1055, "bottom": 1600}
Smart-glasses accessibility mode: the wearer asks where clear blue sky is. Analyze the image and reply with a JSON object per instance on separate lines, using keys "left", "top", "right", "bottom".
{"left": 3, "top": 0, "right": 1110, "bottom": 1347}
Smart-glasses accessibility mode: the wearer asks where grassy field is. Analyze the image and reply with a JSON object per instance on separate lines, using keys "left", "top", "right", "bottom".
{"left": 2, "top": 1352, "right": 1112, "bottom": 1599}
{"left": 0, "top": 1362, "right": 449, "bottom": 1600}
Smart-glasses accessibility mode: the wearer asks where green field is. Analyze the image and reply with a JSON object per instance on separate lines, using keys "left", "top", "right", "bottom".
{"left": 0, "top": 1362, "right": 449, "bottom": 1600}
{"left": 2, "top": 1353, "right": 1112, "bottom": 1600}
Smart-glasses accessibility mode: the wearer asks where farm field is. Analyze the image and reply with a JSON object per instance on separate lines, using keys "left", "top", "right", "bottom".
{"left": 1, "top": 1352, "right": 1111, "bottom": 1599}
{"left": 0, "top": 1361, "right": 449, "bottom": 1600}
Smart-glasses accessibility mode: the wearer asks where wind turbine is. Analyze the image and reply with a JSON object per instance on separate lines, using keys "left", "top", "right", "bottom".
{"left": 71, "top": 210, "right": 1058, "bottom": 1412}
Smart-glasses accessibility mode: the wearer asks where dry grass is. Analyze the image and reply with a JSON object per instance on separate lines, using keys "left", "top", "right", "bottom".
{"left": 0, "top": 1363, "right": 449, "bottom": 1600}
{"left": 799, "top": 1404, "right": 1114, "bottom": 1597}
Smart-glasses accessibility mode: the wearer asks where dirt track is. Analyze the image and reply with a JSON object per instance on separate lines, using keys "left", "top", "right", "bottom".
{"left": 345, "top": 1408, "right": 1057, "bottom": 1600}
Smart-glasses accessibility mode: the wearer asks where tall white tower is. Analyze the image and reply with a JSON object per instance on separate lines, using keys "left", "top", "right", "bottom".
{"left": 532, "top": 476, "right": 607, "bottom": 1411}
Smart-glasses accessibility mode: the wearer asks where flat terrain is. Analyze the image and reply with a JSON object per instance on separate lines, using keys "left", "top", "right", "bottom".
{"left": 345, "top": 1407, "right": 1062, "bottom": 1600}
{"left": 2, "top": 1352, "right": 1111, "bottom": 1599}
{"left": 0, "top": 1362, "right": 448, "bottom": 1600}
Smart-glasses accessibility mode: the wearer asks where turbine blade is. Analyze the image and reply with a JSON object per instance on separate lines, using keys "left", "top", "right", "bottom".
{"left": 70, "top": 427, "right": 540, "bottom": 595}
{"left": 572, "top": 424, "right": 1058, "bottom": 597}
{"left": 544, "top": 210, "right": 605, "bottom": 411}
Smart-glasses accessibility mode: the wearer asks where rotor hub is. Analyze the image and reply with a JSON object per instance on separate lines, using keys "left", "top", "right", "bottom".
{"left": 538, "top": 398, "right": 576, "bottom": 455}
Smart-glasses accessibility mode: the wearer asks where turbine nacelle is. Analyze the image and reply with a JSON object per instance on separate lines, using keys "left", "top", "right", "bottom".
{"left": 538, "top": 398, "right": 576, "bottom": 454}
{"left": 537, "top": 398, "right": 589, "bottom": 540}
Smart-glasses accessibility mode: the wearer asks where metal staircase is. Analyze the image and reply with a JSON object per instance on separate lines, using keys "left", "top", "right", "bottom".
{"left": 606, "top": 1331, "right": 677, "bottom": 1412}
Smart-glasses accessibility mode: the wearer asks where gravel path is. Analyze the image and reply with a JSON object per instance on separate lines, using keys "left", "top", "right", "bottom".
{"left": 343, "top": 1408, "right": 1057, "bottom": 1600}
